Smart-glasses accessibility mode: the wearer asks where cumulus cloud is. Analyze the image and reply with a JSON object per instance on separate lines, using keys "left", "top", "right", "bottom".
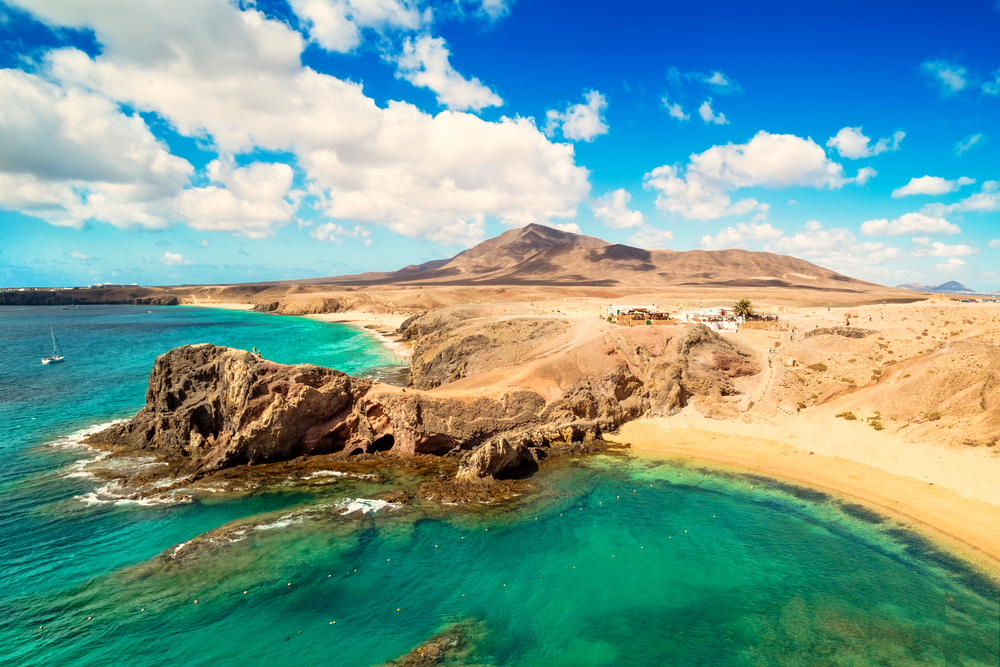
{"left": 928, "top": 180, "right": 1000, "bottom": 215}
{"left": 545, "top": 90, "right": 609, "bottom": 142}
{"left": 935, "top": 258, "right": 966, "bottom": 272}
{"left": 68, "top": 251, "right": 89, "bottom": 260}
{"left": 0, "top": 68, "right": 192, "bottom": 229}
{"left": 642, "top": 131, "right": 864, "bottom": 221}
{"left": 891, "top": 175, "right": 974, "bottom": 198}
{"left": 173, "top": 160, "right": 299, "bottom": 239}
{"left": 854, "top": 166, "right": 877, "bottom": 185}
{"left": 288, "top": 0, "right": 426, "bottom": 54}
{"left": 160, "top": 251, "right": 193, "bottom": 265}
{"left": 394, "top": 35, "right": 503, "bottom": 111}
{"left": 700, "top": 221, "right": 783, "bottom": 250}
{"left": 860, "top": 212, "right": 960, "bottom": 236}
{"left": 660, "top": 95, "right": 689, "bottom": 121}
{"left": 771, "top": 220, "right": 901, "bottom": 268}
{"left": 987, "top": 239, "right": 1000, "bottom": 249}
{"left": 627, "top": 225, "right": 673, "bottom": 249}
{"left": 920, "top": 58, "right": 969, "bottom": 97}
{"left": 826, "top": 126, "right": 905, "bottom": 159}
{"left": 10, "top": 0, "right": 590, "bottom": 246}
{"left": 956, "top": 133, "right": 983, "bottom": 155}
{"left": 310, "top": 222, "right": 372, "bottom": 245}
{"left": 910, "top": 237, "right": 978, "bottom": 258}
{"left": 698, "top": 99, "right": 728, "bottom": 125}
{"left": 590, "top": 188, "right": 644, "bottom": 229}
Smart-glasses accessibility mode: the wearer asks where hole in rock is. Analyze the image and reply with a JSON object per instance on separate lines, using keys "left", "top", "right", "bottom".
{"left": 372, "top": 434, "right": 395, "bottom": 453}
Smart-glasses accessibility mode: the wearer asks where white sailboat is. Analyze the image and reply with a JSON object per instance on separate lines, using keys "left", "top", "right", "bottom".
{"left": 41, "top": 327, "right": 65, "bottom": 364}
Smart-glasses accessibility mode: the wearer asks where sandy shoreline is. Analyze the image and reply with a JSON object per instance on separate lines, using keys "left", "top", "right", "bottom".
{"left": 306, "top": 312, "right": 413, "bottom": 360}
{"left": 178, "top": 301, "right": 254, "bottom": 311}
{"left": 606, "top": 417, "right": 1000, "bottom": 575}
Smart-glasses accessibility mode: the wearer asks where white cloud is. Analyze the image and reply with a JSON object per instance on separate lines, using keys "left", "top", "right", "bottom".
{"left": 288, "top": 0, "right": 426, "bottom": 54}
{"left": 545, "top": 90, "right": 609, "bottom": 142}
{"left": 642, "top": 131, "right": 862, "bottom": 221}
{"left": 200, "top": 239, "right": 210, "bottom": 247}
{"left": 700, "top": 221, "right": 783, "bottom": 250}
{"left": 956, "top": 133, "right": 983, "bottom": 155}
{"left": 934, "top": 258, "right": 966, "bottom": 272}
{"left": 920, "top": 58, "right": 969, "bottom": 97}
{"left": 660, "top": 95, "right": 689, "bottom": 121}
{"left": 591, "top": 189, "right": 644, "bottom": 229}
{"left": 394, "top": 35, "right": 503, "bottom": 111}
{"left": 16, "top": 0, "right": 590, "bottom": 246}
{"left": 477, "top": 0, "right": 509, "bottom": 21}
{"left": 929, "top": 180, "right": 1000, "bottom": 215}
{"left": 825, "top": 126, "right": 905, "bottom": 159}
{"left": 703, "top": 70, "right": 740, "bottom": 94}
{"left": 891, "top": 175, "right": 974, "bottom": 198}
{"left": 910, "top": 237, "right": 978, "bottom": 258}
{"left": 69, "top": 251, "right": 89, "bottom": 260}
{"left": 627, "top": 225, "right": 673, "bottom": 249}
{"left": 161, "top": 251, "right": 193, "bottom": 265}
{"left": 551, "top": 222, "right": 581, "bottom": 234}
{"left": 0, "top": 68, "right": 193, "bottom": 229}
{"left": 860, "top": 212, "right": 960, "bottom": 236}
{"left": 854, "top": 166, "right": 877, "bottom": 185}
{"left": 772, "top": 221, "right": 901, "bottom": 268}
{"left": 987, "top": 239, "right": 1000, "bottom": 249}
{"left": 173, "top": 160, "right": 299, "bottom": 239}
{"left": 982, "top": 69, "right": 1000, "bottom": 96}
{"left": 698, "top": 98, "right": 728, "bottom": 125}
{"left": 310, "top": 222, "right": 372, "bottom": 243}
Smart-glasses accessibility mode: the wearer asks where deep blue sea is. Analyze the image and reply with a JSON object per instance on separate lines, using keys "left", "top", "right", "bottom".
{"left": 0, "top": 306, "right": 997, "bottom": 666}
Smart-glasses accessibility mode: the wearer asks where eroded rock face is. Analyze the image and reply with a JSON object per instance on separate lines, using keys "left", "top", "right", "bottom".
{"left": 90, "top": 321, "right": 761, "bottom": 481}
{"left": 405, "top": 315, "right": 569, "bottom": 390}
{"left": 90, "top": 345, "right": 372, "bottom": 473}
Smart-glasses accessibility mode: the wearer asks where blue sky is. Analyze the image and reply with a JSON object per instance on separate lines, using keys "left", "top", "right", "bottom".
{"left": 1, "top": 0, "right": 998, "bottom": 290}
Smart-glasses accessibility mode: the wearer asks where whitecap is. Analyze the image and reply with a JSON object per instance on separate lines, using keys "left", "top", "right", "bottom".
{"left": 335, "top": 498, "right": 400, "bottom": 515}
{"left": 47, "top": 420, "right": 128, "bottom": 450}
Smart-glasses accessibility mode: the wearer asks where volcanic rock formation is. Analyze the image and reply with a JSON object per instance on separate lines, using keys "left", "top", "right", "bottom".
{"left": 89, "top": 321, "right": 760, "bottom": 480}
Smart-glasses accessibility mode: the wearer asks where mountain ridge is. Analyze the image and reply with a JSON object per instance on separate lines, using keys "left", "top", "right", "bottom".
{"left": 304, "top": 224, "right": 890, "bottom": 292}
{"left": 893, "top": 280, "right": 985, "bottom": 295}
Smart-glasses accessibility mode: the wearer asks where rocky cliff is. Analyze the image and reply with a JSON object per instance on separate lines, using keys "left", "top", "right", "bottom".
{"left": 90, "top": 322, "right": 760, "bottom": 481}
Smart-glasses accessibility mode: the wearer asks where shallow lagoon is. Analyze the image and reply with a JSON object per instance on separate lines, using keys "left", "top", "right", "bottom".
{"left": 1, "top": 307, "right": 996, "bottom": 666}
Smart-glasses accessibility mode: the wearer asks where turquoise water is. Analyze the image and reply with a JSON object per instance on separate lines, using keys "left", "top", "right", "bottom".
{"left": 0, "top": 306, "right": 997, "bottom": 666}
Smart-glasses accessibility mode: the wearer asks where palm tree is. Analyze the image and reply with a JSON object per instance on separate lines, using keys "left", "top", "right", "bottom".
{"left": 732, "top": 298, "right": 755, "bottom": 318}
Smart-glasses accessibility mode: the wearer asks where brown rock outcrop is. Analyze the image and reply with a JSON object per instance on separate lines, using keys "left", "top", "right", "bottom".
{"left": 90, "top": 319, "right": 761, "bottom": 481}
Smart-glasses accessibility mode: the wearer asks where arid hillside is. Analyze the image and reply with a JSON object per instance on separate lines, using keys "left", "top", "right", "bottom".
{"left": 310, "top": 223, "right": 897, "bottom": 292}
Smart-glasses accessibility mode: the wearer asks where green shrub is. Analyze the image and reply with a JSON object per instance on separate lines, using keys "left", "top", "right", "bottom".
{"left": 808, "top": 363, "right": 828, "bottom": 372}
{"left": 836, "top": 411, "right": 857, "bottom": 421}
{"left": 870, "top": 421, "right": 885, "bottom": 431}
{"left": 926, "top": 411, "right": 942, "bottom": 422}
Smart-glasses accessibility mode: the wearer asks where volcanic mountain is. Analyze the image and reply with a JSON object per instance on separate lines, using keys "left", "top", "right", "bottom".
{"left": 894, "top": 281, "right": 977, "bottom": 295}
{"left": 313, "top": 224, "right": 886, "bottom": 292}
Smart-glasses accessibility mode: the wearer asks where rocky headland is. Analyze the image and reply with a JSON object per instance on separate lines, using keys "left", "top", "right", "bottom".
{"left": 85, "top": 316, "right": 760, "bottom": 501}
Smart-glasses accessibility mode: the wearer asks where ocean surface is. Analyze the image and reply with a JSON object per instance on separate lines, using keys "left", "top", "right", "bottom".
{"left": 0, "top": 306, "right": 997, "bottom": 666}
